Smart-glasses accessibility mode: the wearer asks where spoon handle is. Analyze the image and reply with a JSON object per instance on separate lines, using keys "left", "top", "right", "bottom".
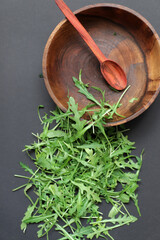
{"left": 55, "top": 0, "right": 107, "bottom": 63}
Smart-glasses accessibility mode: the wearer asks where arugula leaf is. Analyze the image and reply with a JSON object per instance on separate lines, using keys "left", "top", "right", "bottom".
{"left": 21, "top": 204, "right": 35, "bottom": 232}
{"left": 14, "top": 70, "right": 143, "bottom": 240}
{"left": 19, "top": 162, "right": 34, "bottom": 175}
{"left": 129, "top": 97, "right": 138, "bottom": 103}
{"left": 73, "top": 76, "right": 102, "bottom": 107}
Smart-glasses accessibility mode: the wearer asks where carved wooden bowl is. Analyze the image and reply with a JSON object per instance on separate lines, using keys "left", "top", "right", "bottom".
{"left": 43, "top": 3, "right": 160, "bottom": 126}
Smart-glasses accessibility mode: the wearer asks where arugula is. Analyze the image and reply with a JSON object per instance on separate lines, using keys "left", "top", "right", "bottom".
{"left": 14, "top": 71, "right": 143, "bottom": 240}
{"left": 129, "top": 97, "right": 138, "bottom": 103}
{"left": 39, "top": 73, "right": 44, "bottom": 78}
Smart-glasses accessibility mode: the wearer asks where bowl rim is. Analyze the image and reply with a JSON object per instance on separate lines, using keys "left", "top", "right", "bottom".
{"left": 42, "top": 3, "right": 160, "bottom": 127}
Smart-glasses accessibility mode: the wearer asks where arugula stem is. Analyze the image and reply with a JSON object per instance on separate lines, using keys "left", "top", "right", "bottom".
{"left": 56, "top": 224, "right": 75, "bottom": 240}
{"left": 12, "top": 183, "right": 28, "bottom": 191}
{"left": 14, "top": 174, "right": 30, "bottom": 179}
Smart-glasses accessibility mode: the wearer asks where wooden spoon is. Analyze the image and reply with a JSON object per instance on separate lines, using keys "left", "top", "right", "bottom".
{"left": 55, "top": 0, "right": 127, "bottom": 90}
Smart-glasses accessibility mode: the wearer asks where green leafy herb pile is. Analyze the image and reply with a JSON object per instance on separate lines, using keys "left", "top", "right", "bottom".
{"left": 14, "top": 71, "right": 142, "bottom": 240}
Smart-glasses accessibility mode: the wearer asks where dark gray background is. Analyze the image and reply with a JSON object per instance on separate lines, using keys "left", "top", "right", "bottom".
{"left": 1, "top": 0, "right": 160, "bottom": 239}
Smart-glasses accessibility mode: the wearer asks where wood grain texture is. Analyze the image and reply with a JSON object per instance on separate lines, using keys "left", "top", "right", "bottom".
{"left": 43, "top": 3, "right": 160, "bottom": 127}
{"left": 55, "top": 0, "right": 107, "bottom": 63}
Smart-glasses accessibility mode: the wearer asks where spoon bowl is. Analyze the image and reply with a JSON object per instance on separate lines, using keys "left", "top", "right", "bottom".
{"left": 101, "top": 60, "right": 127, "bottom": 90}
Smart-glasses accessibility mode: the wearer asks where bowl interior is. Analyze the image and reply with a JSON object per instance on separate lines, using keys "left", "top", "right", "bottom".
{"left": 43, "top": 4, "right": 160, "bottom": 126}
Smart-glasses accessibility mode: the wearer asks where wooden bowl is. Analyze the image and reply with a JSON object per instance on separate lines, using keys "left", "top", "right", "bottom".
{"left": 43, "top": 3, "right": 160, "bottom": 127}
